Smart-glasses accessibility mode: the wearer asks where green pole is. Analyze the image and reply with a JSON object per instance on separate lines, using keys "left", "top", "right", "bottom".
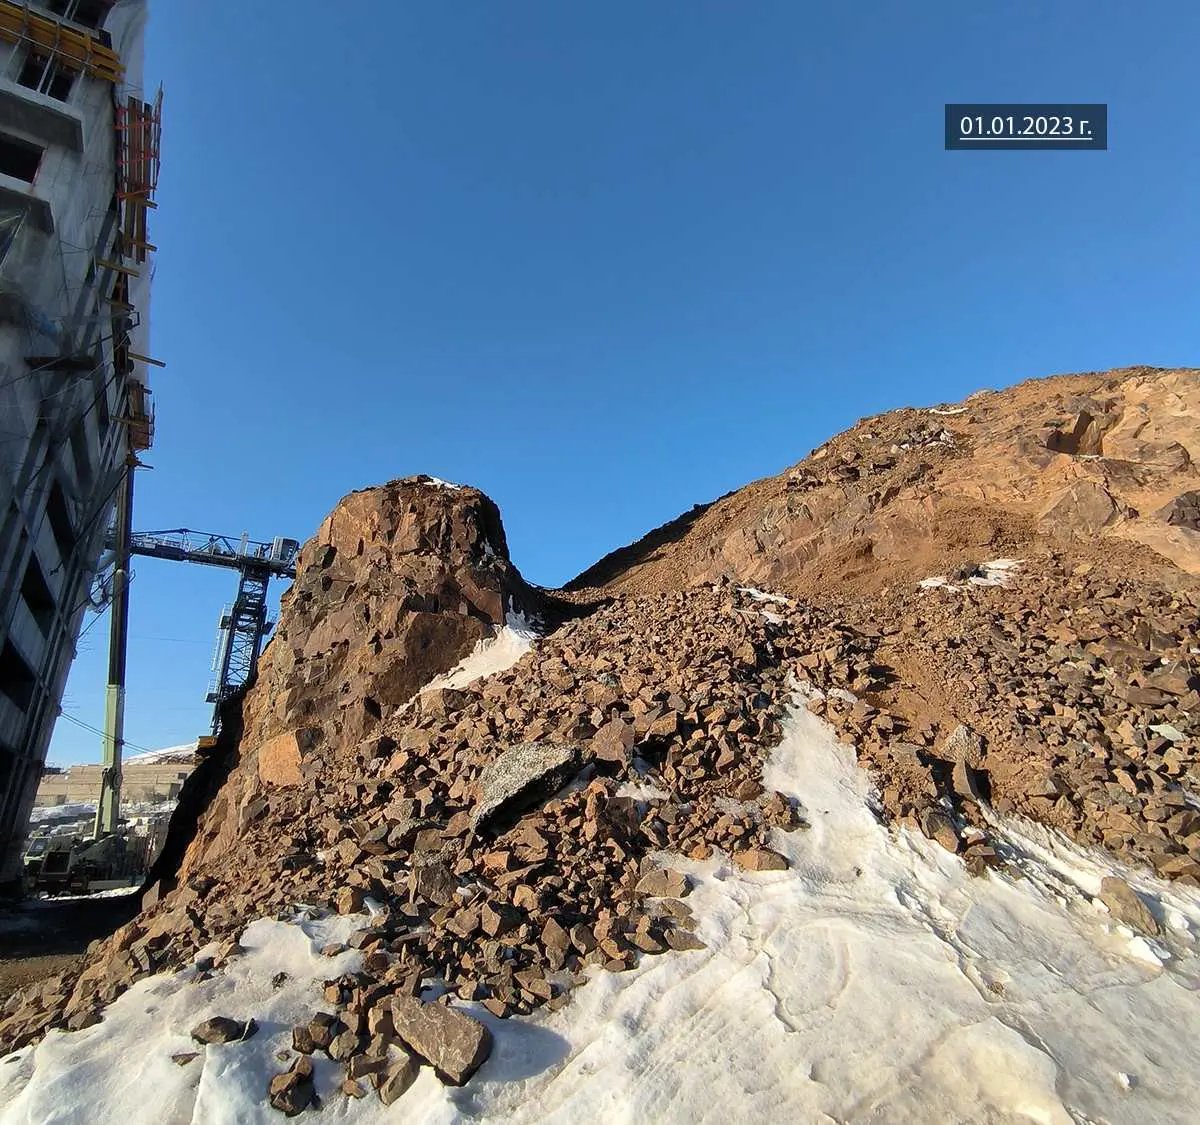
{"left": 94, "top": 461, "right": 133, "bottom": 839}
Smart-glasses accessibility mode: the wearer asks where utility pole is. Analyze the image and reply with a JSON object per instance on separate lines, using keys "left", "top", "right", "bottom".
{"left": 94, "top": 461, "right": 134, "bottom": 839}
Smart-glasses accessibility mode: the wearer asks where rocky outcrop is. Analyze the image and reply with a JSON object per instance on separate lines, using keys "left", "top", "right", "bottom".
{"left": 163, "top": 476, "right": 541, "bottom": 889}
{"left": 567, "top": 367, "right": 1200, "bottom": 599}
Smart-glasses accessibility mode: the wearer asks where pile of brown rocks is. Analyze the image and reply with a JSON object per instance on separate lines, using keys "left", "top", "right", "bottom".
{"left": 4, "top": 367, "right": 1198, "bottom": 1113}
{"left": 5, "top": 555, "right": 1195, "bottom": 1109}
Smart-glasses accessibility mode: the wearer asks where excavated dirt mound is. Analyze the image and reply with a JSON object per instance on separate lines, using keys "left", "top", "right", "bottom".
{"left": 1, "top": 366, "right": 1197, "bottom": 1111}
{"left": 567, "top": 365, "right": 1200, "bottom": 600}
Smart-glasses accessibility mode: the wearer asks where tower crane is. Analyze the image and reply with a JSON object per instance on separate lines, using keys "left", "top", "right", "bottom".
{"left": 124, "top": 528, "right": 299, "bottom": 724}
{"left": 89, "top": 492, "right": 298, "bottom": 838}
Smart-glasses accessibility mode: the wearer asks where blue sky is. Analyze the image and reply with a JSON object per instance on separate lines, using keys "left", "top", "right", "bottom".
{"left": 51, "top": 0, "right": 1198, "bottom": 763}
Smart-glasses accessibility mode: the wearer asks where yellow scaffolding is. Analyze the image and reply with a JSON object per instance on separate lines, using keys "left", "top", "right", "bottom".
{"left": 0, "top": 1, "right": 124, "bottom": 83}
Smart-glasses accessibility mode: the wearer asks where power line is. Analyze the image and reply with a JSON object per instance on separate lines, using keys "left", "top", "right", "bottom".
{"left": 56, "top": 709, "right": 156, "bottom": 755}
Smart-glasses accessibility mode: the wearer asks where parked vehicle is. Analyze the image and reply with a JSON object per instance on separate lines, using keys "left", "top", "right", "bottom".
{"left": 25, "top": 831, "right": 145, "bottom": 894}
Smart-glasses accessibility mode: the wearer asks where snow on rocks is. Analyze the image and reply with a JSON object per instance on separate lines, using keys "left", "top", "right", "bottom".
{"left": 421, "top": 610, "right": 540, "bottom": 694}
{"left": 920, "top": 558, "right": 1022, "bottom": 591}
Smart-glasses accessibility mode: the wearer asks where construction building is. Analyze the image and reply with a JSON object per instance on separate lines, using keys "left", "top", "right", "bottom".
{"left": 0, "top": 0, "right": 158, "bottom": 889}
{"left": 35, "top": 744, "right": 193, "bottom": 808}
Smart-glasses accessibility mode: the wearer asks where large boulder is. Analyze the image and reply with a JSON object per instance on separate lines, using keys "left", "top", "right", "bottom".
{"left": 471, "top": 742, "right": 580, "bottom": 834}
{"left": 390, "top": 996, "right": 492, "bottom": 1085}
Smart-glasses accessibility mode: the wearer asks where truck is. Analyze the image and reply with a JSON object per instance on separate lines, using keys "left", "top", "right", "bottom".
{"left": 23, "top": 830, "right": 146, "bottom": 894}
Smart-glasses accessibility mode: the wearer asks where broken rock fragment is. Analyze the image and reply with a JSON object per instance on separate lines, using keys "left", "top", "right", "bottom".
{"left": 390, "top": 995, "right": 493, "bottom": 1085}
{"left": 269, "top": 1056, "right": 315, "bottom": 1116}
{"left": 1098, "top": 875, "right": 1161, "bottom": 936}
{"left": 190, "top": 1015, "right": 257, "bottom": 1044}
{"left": 733, "top": 847, "right": 789, "bottom": 872}
{"left": 378, "top": 1049, "right": 422, "bottom": 1105}
{"left": 591, "top": 717, "right": 636, "bottom": 765}
{"left": 635, "top": 867, "right": 690, "bottom": 898}
{"left": 919, "top": 807, "right": 960, "bottom": 853}
{"left": 472, "top": 742, "right": 580, "bottom": 833}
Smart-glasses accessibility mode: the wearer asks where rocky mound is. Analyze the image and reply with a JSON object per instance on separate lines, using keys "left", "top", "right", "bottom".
{"left": 2, "top": 367, "right": 1198, "bottom": 1115}
{"left": 568, "top": 365, "right": 1200, "bottom": 599}
{"left": 147, "top": 476, "right": 546, "bottom": 896}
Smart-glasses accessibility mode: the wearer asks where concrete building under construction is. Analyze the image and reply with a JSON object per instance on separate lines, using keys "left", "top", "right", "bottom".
{"left": 0, "top": 0, "right": 158, "bottom": 889}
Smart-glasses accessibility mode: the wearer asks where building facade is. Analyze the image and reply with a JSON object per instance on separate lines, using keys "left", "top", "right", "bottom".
{"left": 35, "top": 746, "right": 192, "bottom": 808}
{"left": 0, "top": 0, "right": 156, "bottom": 888}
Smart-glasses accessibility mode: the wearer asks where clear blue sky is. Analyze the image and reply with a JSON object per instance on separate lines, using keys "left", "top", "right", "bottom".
{"left": 51, "top": 0, "right": 1198, "bottom": 764}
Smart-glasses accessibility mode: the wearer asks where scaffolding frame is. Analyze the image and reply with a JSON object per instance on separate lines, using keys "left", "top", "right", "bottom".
{"left": 0, "top": 1, "right": 123, "bottom": 83}
{"left": 115, "top": 88, "right": 161, "bottom": 264}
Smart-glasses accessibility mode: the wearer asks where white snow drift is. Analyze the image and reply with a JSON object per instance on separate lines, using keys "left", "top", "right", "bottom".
{"left": 421, "top": 610, "right": 540, "bottom": 693}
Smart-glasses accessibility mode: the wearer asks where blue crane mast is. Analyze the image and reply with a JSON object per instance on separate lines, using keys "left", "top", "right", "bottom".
{"left": 123, "top": 529, "right": 299, "bottom": 729}
{"left": 90, "top": 518, "right": 298, "bottom": 838}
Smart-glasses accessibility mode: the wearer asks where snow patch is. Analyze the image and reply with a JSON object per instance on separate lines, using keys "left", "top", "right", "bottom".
{"left": 422, "top": 610, "right": 540, "bottom": 693}
{"left": 736, "top": 586, "right": 792, "bottom": 607}
{"left": 125, "top": 742, "right": 197, "bottom": 763}
{"left": 614, "top": 780, "right": 669, "bottom": 803}
{"left": 28, "top": 798, "right": 178, "bottom": 826}
{"left": 920, "top": 558, "right": 1022, "bottom": 592}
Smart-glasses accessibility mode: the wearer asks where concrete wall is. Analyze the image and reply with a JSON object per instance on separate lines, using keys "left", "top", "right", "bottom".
{"left": 35, "top": 759, "right": 191, "bottom": 806}
{"left": 0, "top": 0, "right": 152, "bottom": 886}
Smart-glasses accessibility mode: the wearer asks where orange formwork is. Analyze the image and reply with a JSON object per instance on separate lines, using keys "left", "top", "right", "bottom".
{"left": 0, "top": 1, "right": 123, "bottom": 83}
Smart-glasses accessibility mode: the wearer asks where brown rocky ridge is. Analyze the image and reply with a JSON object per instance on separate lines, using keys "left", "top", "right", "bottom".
{"left": 1, "top": 366, "right": 1196, "bottom": 1112}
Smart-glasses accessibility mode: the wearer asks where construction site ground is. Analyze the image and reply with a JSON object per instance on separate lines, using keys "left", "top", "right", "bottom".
{"left": 0, "top": 891, "right": 140, "bottom": 1007}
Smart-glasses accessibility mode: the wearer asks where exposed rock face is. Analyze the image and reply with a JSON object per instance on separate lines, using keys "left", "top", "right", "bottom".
{"left": 567, "top": 367, "right": 1200, "bottom": 598}
{"left": 167, "top": 477, "right": 540, "bottom": 887}
{"left": 249, "top": 476, "right": 532, "bottom": 755}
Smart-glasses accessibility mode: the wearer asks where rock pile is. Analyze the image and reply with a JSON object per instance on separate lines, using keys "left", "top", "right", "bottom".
{"left": 147, "top": 476, "right": 545, "bottom": 893}
{"left": 5, "top": 557, "right": 1195, "bottom": 1094}
{"left": 2, "top": 367, "right": 1197, "bottom": 1115}
{"left": 0, "top": 585, "right": 815, "bottom": 1096}
{"left": 837, "top": 555, "right": 1200, "bottom": 878}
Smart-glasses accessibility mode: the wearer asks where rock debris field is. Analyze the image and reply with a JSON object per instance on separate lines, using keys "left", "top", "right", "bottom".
{"left": 1, "top": 365, "right": 1198, "bottom": 1119}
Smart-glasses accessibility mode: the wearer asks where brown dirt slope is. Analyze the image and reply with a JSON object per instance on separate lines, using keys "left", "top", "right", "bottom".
{"left": 566, "top": 365, "right": 1200, "bottom": 601}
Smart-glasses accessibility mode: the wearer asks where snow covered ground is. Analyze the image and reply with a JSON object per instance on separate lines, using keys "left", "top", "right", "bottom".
{"left": 25, "top": 805, "right": 96, "bottom": 828}
{"left": 28, "top": 799, "right": 179, "bottom": 827}
{"left": 125, "top": 742, "right": 198, "bottom": 764}
{"left": 5, "top": 683, "right": 1198, "bottom": 1123}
